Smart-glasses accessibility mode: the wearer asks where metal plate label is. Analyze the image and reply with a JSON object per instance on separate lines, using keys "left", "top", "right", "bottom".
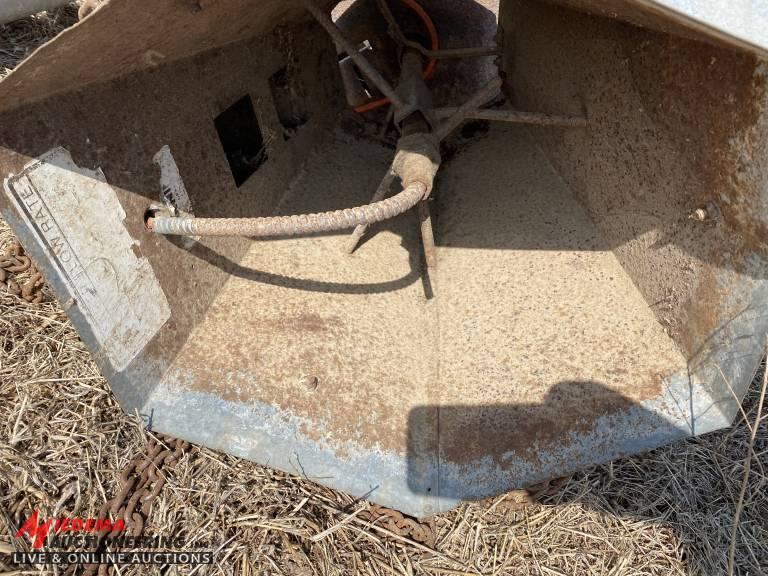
{"left": 3, "top": 147, "right": 170, "bottom": 371}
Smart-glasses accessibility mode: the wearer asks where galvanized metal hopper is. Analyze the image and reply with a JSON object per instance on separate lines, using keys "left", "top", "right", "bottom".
{"left": 2, "top": 0, "right": 768, "bottom": 517}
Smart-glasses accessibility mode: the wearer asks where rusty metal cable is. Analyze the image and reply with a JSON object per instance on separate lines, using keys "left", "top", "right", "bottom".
{"left": 346, "top": 168, "right": 397, "bottom": 253}
{"left": 149, "top": 181, "right": 427, "bottom": 237}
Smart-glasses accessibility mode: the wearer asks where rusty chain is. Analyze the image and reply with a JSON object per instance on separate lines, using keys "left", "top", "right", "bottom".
{"left": 358, "top": 504, "right": 436, "bottom": 548}
{"left": 356, "top": 477, "right": 573, "bottom": 548}
{"left": 355, "top": 477, "right": 570, "bottom": 547}
{"left": 491, "top": 476, "right": 573, "bottom": 512}
{"left": 77, "top": 0, "right": 103, "bottom": 20}
{"left": 0, "top": 240, "right": 44, "bottom": 303}
{"left": 65, "top": 434, "right": 189, "bottom": 576}
{"left": 526, "top": 475, "right": 571, "bottom": 502}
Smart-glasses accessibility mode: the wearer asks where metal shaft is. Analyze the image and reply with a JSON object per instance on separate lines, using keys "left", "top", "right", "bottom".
{"left": 346, "top": 169, "right": 397, "bottom": 253}
{"left": 302, "top": 0, "right": 404, "bottom": 109}
{"left": 420, "top": 46, "right": 502, "bottom": 60}
{"left": 347, "top": 48, "right": 433, "bottom": 253}
{"left": 375, "top": 0, "right": 499, "bottom": 60}
{"left": 418, "top": 200, "right": 436, "bottom": 268}
{"left": 433, "top": 107, "right": 587, "bottom": 127}
{"left": 433, "top": 77, "right": 503, "bottom": 141}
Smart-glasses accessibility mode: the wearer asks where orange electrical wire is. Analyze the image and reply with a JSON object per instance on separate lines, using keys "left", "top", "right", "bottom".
{"left": 353, "top": 0, "right": 439, "bottom": 113}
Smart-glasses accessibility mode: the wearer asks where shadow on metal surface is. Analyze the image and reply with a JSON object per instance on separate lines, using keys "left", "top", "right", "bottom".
{"left": 406, "top": 380, "right": 683, "bottom": 502}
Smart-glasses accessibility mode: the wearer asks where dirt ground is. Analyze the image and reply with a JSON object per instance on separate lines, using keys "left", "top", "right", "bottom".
{"left": 1, "top": 4, "right": 768, "bottom": 576}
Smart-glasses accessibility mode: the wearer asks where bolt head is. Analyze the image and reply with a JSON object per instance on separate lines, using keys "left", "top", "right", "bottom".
{"left": 299, "top": 375, "right": 318, "bottom": 390}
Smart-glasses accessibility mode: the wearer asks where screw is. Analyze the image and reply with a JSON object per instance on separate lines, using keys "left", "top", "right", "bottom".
{"left": 299, "top": 375, "right": 318, "bottom": 390}
{"left": 689, "top": 201, "right": 720, "bottom": 222}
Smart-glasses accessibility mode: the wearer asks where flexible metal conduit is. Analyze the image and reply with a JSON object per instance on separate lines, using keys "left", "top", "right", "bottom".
{"left": 148, "top": 182, "right": 427, "bottom": 237}
{"left": 0, "top": 0, "right": 71, "bottom": 25}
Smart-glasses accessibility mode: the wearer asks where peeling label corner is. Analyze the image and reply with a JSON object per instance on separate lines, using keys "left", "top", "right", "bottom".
{"left": 154, "top": 145, "right": 192, "bottom": 216}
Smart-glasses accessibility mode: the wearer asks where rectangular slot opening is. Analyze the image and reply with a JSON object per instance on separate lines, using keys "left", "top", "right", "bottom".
{"left": 214, "top": 94, "right": 267, "bottom": 187}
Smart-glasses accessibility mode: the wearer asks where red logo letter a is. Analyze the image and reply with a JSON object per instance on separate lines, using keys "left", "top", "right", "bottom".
{"left": 15, "top": 510, "right": 53, "bottom": 549}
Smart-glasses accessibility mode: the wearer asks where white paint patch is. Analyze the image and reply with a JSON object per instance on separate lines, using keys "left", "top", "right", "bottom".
{"left": 153, "top": 145, "right": 192, "bottom": 215}
{"left": 3, "top": 148, "right": 170, "bottom": 371}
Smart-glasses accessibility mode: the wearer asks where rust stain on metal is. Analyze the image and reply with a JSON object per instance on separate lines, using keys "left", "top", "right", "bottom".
{"left": 259, "top": 312, "right": 338, "bottom": 334}
{"left": 628, "top": 31, "right": 767, "bottom": 248}
{"left": 626, "top": 32, "right": 768, "bottom": 353}
{"left": 505, "top": 0, "right": 768, "bottom": 362}
{"left": 438, "top": 381, "right": 638, "bottom": 466}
